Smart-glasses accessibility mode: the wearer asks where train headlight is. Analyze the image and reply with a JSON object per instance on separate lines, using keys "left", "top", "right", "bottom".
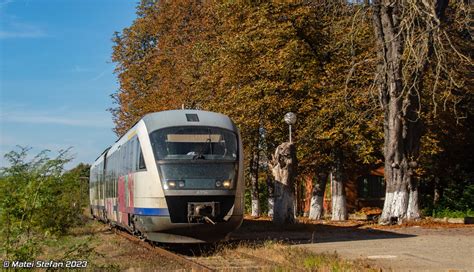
{"left": 216, "top": 179, "right": 232, "bottom": 189}
{"left": 167, "top": 180, "right": 176, "bottom": 189}
{"left": 223, "top": 179, "right": 232, "bottom": 188}
{"left": 165, "top": 180, "right": 184, "bottom": 189}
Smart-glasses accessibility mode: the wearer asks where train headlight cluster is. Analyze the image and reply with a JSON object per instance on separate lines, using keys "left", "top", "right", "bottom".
{"left": 165, "top": 179, "right": 232, "bottom": 190}
{"left": 216, "top": 179, "right": 232, "bottom": 189}
{"left": 165, "top": 180, "right": 185, "bottom": 189}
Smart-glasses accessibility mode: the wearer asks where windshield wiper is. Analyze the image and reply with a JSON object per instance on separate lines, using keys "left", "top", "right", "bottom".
{"left": 192, "top": 154, "right": 206, "bottom": 160}
{"left": 192, "top": 138, "right": 211, "bottom": 160}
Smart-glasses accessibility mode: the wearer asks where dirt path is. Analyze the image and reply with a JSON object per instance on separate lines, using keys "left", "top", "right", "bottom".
{"left": 297, "top": 226, "right": 474, "bottom": 271}
{"left": 230, "top": 217, "right": 474, "bottom": 271}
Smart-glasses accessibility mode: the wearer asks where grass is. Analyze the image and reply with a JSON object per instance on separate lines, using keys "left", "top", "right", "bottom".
{"left": 29, "top": 219, "right": 376, "bottom": 271}
{"left": 431, "top": 208, "right": 474, "bottom": 218}
{"left": 217, "top": 240, "right": 376, "bottom": 271}
{"left": 37, "top": 220, "right": 121, "bottom": 271}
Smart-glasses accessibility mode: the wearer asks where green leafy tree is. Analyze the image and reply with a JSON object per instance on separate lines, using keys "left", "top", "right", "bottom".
{"left": 0, "top": 147, "right": 89, "bottom": 259}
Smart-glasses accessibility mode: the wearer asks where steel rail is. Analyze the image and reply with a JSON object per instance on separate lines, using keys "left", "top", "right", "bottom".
{"left": 112, "top": 228, "right": 214, "bottom": 272}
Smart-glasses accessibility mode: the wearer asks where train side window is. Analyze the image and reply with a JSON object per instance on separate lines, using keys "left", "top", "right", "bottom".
{"left": 130, "top": 137, "right": 137, "bottom": 172}
{"left": 124, "top": 143, "right": 129, "bottom": 174}
{"left": 137, "top": 139, "right": 146, "bottom": 171}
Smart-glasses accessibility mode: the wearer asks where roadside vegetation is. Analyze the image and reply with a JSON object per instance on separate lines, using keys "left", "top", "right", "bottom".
{"left": 0, "top": 147, "right": 90, "bottom": 260}
{"left": 430, "top": 208, "right": 474, "bottom": 219}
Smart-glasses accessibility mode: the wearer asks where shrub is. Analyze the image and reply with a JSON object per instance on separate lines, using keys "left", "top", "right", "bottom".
{"left": 0, "top": 147, "right": 89, "bottom": 259}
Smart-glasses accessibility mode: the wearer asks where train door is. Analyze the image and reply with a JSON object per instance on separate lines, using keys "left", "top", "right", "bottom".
{"left": 98, "top": 162, "right": 105, "bottom": 220}
{"left": 117, "top": 139, "right": 136, "bottom": 228}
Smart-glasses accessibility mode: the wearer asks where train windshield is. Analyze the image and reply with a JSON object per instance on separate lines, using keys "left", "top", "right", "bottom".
{"left": 150, "top": 126, "right": 238, "bottom": 161}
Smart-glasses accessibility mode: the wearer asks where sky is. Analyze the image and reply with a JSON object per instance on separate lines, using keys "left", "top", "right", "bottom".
{"left": 0, "top": 0, "right": 138, "bottom": 168}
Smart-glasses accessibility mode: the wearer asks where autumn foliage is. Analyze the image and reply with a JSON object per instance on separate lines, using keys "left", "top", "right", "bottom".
{"left": 110, "top": 1, "right": 473, "bottom": 217}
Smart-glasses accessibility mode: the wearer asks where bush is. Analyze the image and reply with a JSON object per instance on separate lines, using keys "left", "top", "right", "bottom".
{"left": 0, "top": 147, "right": 89, "bottom": 259}
{"left": 431, "top": 208, "right": 474, "bottom": 218}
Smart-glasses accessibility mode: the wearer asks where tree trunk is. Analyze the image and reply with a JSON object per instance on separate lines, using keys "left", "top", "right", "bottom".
{"left": 407, "top": 178, "right": 420, "bottom": 220}
{"left": 309, "top": 172, "right": 328, "bottom": 220}
{"left": 249, "top": 150, "right": 260, "bottom": 217}
{"left": 266, "top": 173, "right": 274, "bottom": 217}
{"left": 303, "top": 174, "right": 313, "bottom": 217}
{"left": 372, "top": 0, "right": 423, "bottom": 224}
{"left": 433, "top": 177, "right": 442, "bottom": 206}
{"left": 270, "top": 142, "right": 297, "bottom": 225}
{"left": 331, "top": 150, "right": 347, "bottom": 221}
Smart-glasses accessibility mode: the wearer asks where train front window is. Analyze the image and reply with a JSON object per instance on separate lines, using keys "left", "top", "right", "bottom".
{"left": 150, "top": 126, "right": 238, "bottom": 161}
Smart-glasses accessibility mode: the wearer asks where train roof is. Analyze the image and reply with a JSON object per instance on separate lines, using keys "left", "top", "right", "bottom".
{"left": 142, "top": 110, "right": 237, "bottom": 133}
{"left": 91, "top": 110, "right": 238, "bottom": 167}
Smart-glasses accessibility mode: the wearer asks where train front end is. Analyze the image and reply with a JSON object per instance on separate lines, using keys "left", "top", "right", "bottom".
{"left": 136, "top": 110, "right": 244, "bottom": 243}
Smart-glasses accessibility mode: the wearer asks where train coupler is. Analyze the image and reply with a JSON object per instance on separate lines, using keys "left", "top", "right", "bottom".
{"left": 187, "top": 202, "right": 220, "bottom": 223}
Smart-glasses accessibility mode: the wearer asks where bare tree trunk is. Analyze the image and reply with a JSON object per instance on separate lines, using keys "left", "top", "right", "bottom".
{"left": 309, "top": 172, "right": 328, "bottom": 220}
{"left": 270, "top": 142, "right": 297, "bottom": 225}
{"left": 331, "top": 150, "right": 347, "bottom": 221}
{"left": 407, "top": 178, "right": 420, "bottom": 220}
{"left": 372, "top": 0, "right": 424, "bottom": 224}
{"left": 303, "top": 174, "right": 313, "bottom": 217}
{"left": 433, "top": 177, "right": 442, "bottom": 206}
{"left": 249, "top": 150, "right": 260, "bottom": 217}
{"left": 267, "top": 173, "right": 274, "bottom": 217}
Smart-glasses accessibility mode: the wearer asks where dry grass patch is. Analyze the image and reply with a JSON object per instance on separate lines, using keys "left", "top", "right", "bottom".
{"left": 38, "top": 220, "right": 185, "bottom": 271}
{"left": 216, "top": 240, "right": 376, "bottom": 271}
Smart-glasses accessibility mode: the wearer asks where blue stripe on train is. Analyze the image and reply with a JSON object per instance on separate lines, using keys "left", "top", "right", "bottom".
{"left": 91, "top": 205, "right": 169, "bottom": 216}
{"left": 133, "top": 207, "right": 170, "bottom": 216}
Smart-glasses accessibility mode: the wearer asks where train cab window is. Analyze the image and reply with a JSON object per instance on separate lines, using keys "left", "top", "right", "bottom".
{"left": 150, "top": 126, "right": 238, "bottom": 161}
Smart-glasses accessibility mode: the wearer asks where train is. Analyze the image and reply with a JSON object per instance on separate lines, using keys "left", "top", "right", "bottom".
{"left": 89, "top": 110, "right": 244, "bottom": 243}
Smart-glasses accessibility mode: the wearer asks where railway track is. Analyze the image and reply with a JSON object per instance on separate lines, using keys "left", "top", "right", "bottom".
{"left": 112, "top": 228, "right": 282, "bottom": 271}
{"left": 113, "top": 228, "right": 213, "bottom": 271}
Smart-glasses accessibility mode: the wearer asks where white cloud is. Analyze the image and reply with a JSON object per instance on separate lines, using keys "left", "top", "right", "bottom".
{"left": 0, "top": 105, "right": 113, "bottom": 128}
{"left": 0, "top": 29, "right": 45, "bottom": 38}
{"left": 0, "top": 21, "right": 46, "bottom": 39}
{"left": 90, "top": 69, "right": 107, "bottom": 81}
{"left": 0, "top": 107, "right": 116, "bottom": 168}
{"left": 0, "top": 5, "right": 47, "bottom": 39}
{"left": 72, "top": 65, "right": 92, "bottom": 73}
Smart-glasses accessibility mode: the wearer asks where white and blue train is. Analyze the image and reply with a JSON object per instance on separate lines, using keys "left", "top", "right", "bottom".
{"left": 90, "top": 110, "right": 244, "bottom": 243}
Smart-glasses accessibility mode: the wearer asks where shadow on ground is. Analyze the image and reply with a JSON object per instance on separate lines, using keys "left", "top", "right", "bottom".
{"left": 166, "top": 218, "right": 416, "bottom": 256}
{"left": 229, "top": 218, "right": 416, "bottom": 244}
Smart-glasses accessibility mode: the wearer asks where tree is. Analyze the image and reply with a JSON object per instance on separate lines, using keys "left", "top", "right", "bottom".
{"left": 308, "top": 172, "right": 328, "bottom": 220}
{"left": 371, "top": 0, "right": 471, "bottom": 223}
{"left": 298, "top": 1, "right": 382, "bottom": 220}
{"left": 270, "top": 142, "right": 297, "bottom": 224}
{"left": 111, "top": 1, "right": 383, "bottom": 221}
{"left": 111, "top": 1, "right": 470, "bottom": 224}
{"left": 0, "top": 147, "right": 87, "bottom": 259}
